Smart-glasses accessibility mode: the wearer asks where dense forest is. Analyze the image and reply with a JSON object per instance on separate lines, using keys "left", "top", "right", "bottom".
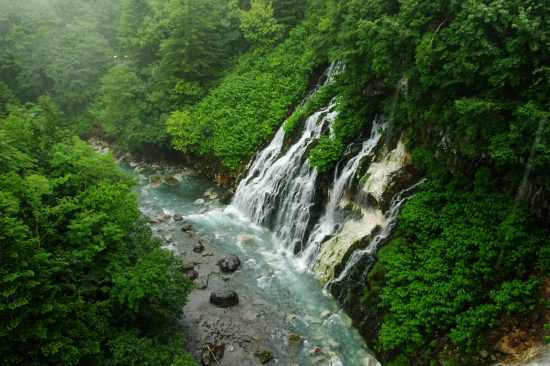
{"left": 1, "top": 0, "right": 550, "bottom": 365}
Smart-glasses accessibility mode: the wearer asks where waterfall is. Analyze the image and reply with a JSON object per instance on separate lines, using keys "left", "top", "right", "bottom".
{"left": 230, "top": 101, "right": 338, "bottom": 250}
{"left": 326, "top": 179, "right": 426, "bottom": 296}
{"left": 298, "top": 115, "right": 389, "bottom": 267}
{"left": 229, "top": 63, "right": 343, "bottom": 251}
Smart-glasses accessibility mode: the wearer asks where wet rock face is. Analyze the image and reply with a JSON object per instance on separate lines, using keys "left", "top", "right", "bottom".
{"left": 217, "top": 255, "right": 241, "bottom": 272}
{"left": 210, "top": 290, "right": 239, "bottom": 307}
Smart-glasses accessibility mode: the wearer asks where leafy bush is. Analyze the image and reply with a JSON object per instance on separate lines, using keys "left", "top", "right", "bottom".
{"left": 379, "top": 168, "right": 545, "bottom": 353}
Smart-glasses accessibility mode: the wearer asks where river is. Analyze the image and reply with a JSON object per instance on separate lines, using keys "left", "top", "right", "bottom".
{"left": 119, "top": 163, "right": 377, "bottom": 366}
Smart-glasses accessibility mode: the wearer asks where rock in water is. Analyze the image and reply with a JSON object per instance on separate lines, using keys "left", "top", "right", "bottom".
{"left": 173, "top": 213, "right": 184, "bottom": 221}
{"left": 194, "top": 198, "right": 205, "bottom": 205}
{"left": 185, "top": 270, "right": 199, "bottom": 280}
{"left": 196, "top": 275, "right": 209, "bottom": 289}
{"left": 193, "top": 244, "right": 204, "bottom": 253}
{"left": 258, "top": 350, "right": 273, "bottom": 363}
{"left": 201, "top": 349, "right": 212, "bottom": 365}
{"left": 149, "top": 175, "right": 163, "bottom": 187}
{"left": 210, "top": 290, "right": 239, "bottom": 307}
{"left": 164, "top": 175, "right": 179, "bottom": 186}
{"left": 217, "top": 254, "right": 241, "bottom": 272}
{"left": 202, "top": 342, "right": 225, "bottom": 365}
{"left": 151, "top": 213, "right": 171, "bottom": 223}
{"left": 181, "top": 262, "right": 194, "bottom": 272}
{"left": 236, "top": 233, "right": 255, "bottom": 243}
{"left": 288, "top": 334, "right": 303, "bottom": 343}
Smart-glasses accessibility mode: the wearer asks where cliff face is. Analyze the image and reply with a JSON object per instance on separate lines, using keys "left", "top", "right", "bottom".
{"left": 314, "top": 140, "right": 412, "bottom": 284}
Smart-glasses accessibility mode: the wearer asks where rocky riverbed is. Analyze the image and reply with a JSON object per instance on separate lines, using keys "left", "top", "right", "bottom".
{"left": 106, "top": 153, "right": 377, "bottom": 366}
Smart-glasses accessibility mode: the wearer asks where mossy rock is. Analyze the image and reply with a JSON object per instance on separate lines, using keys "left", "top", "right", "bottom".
{"left": 164, "top": 176, "right": 180, "bottom": 186}
{"left": 258, "top": 350, "right": 273, "bottom": 363}
{"left": 149, "top": 175, "right": 163, "bottom": 186}
{"left": 288, "top": 334, "right": 302, "bottom": 343}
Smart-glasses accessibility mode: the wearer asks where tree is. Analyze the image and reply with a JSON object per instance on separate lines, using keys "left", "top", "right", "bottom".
{"left": 239, "top": 0, "right": 282, "bottom": 46}
{"left": 0, "top": 104, "right": 195, "bottom": 365}
{"left": 157, "top": 0, "right": 227, "bottom": 102}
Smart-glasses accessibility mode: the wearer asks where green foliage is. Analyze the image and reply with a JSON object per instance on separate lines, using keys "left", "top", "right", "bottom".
{"left": 157, "top": 0, "right": 227, "bottom": 102}
{"left": 166, "top": 110, "right": 201, "bottom": 152}
{"left": 314, "top": 0, "right": 550, "bottom": 175}
{"left": 240, "top": 0, "right": 283, "bottom": 46}
{"left": 308, "top": 135, "right": 345, "bottom": 173}
{"left": 168, "top": 21, "right": 318, "bottom": 168}
{"left": 387, "top": 354, "right": 411, "bottom": 366}
{"left": 0, "top": 81, "right": 18, "bottom": 118}
{"left": 0, "top": 105, "right": 195, "bottom": 365}
{"left": 378, "top": 168, "right": 545, "bottom": 353}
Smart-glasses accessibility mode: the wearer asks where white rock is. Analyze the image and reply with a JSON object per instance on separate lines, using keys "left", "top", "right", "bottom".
{"left": 194, "top": 199, "right": 205, "bottom": 205}
{"left": 321, "top": 311, "right": 331, "bottom": 318}
{"left": 236, "top": 233, "right": 255, "bottom": 243}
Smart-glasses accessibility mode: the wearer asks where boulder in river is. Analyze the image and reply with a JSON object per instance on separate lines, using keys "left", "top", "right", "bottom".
{"left": 165, "top": 234, "right": 173, "bottom": 243}
{"left": 196, "top": 274, "right": 209, "bottom": 289}
{"left": 288, "top": 334, "right": 303, "bottom": 343}
{"left": 186, "top": 269, "right": 199, "bottom": 280}
{"left": 151, "top": 213, "right": 171, "bottom": 223}
{"left": 210, "top": 290, "right": 239, "bottom": 307}
{"left": 193, "top": 244, "right": 204, "bottom": 253}
{"left": 194, "top": 198, "right": 205, "bottom": 205}
{"left": 182, "top": 224, "right": 193, "bottom": 231}
{"left": 164, "top": 175, "right": 179, "bottom": 186}
{"left": 181, "top": 262, "right": 195, "bottom": 272}
{"left": 258, "top": 349, "right": 273, "bottom": 363}
{"left": 236, "top": 233, "right": 255, "bottom": 243}
{"left": 173, "top": 213, "right": 184, "bottom": 221}
{"left": 217, "top": 254, "right": 241, "bottom": 272}
{"left": 149, "top": 175, "right": 163, "bottom": 187}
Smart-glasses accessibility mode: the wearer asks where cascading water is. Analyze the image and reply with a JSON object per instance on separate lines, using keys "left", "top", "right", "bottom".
{"left": 229, "top": 101, "right": 338, "bottom": 250}
{"left": 299, "top": 115, "right": 389, "bottom": 267}
{"left": 229, "top": 63, "right": 344, "bottom": 251}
